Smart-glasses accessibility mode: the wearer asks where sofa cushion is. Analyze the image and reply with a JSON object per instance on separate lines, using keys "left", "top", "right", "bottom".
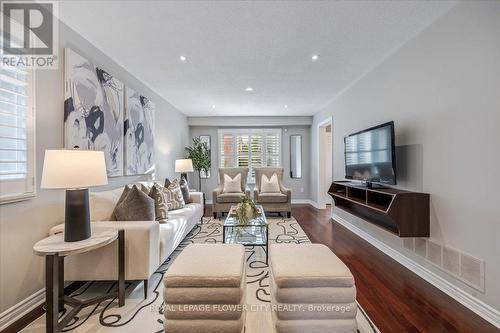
{"left": 164, "top": 179, "right": 186, "bottom": 211}
{"left": 159, "top": 217, "right": 188, "bottom": 262}
{"left": 217, "top": 192, "right": 245, "bottom": 203}
{"left": 149, "top": 183, "right": 169, "bottom": 222}
{"left": 114, "top": 185, "right": 155, "bottom": 221}
{"left": 223, "top": 173, "right": 242, "bottom": 193}
{"left": 90, "top": 187, "right": 124, "bottom": 221}
{"left": 167, "top": 203, "right": 200, "bottom": 221}
{"left": 165, "top": 244, "right": 245, "bottom": 288}
{"left": 270, "top": 244, "right": 355, "bottom": 288}
{"left": 257, "top": 192, "right": 288, "bottom": 203}
{"left": 261, "top": 173, "right": 280, "bottom": 193}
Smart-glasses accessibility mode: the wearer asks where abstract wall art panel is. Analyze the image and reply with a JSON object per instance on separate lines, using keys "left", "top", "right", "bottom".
{"left": 124, "top": 87, "right": 155, "bottom": 175}
{"left": 64, "top": 48, "right": 124, "bottom": 177}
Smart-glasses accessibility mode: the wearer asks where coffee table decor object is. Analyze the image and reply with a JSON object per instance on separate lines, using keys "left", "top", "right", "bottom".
{"left": 224, "top": 201, "right": 269, "bottom": 264}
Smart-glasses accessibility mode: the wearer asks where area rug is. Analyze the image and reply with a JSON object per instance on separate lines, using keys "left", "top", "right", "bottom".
{"left": 23, "top": 216, "right": 379, "bottom": 333}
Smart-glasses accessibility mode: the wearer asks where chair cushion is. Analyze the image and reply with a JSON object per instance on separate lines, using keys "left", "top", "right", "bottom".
{"left": 270, "top": 244, "right": 354, "bottom": 288}
{"left": 217, "top": 192, "right": 245, "bottom": 203}
{"left": 223, "top": 173, "right": 242, "bottom": 193}
{"left": 164, "top": 244, "right": 245, "bottom": 288}
{"left": 164, "top": 283, "right": 244, "bottom": 304}
{"left": 270, "top": 276, "right": 356, "bottom": 304}
{"left": 257, "top": 192, "right": 288, "bottom": 203}
{"left": 261, "top": 173, "right": 280, "bottom": 193}
{"left": 165, "top": 317, "right": 244, "bottom": 333}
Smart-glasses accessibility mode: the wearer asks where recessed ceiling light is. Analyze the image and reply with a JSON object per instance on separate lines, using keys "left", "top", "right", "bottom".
{"left": 211, "top": 105, "right": 216, "bottom": 109}
{"left": 284, "top": 104, "right": 288, "bottom": 109}
{"left": 311, "top": 54, "right": 320, "bottom": 62}
{"left": 245, "top": 87, "right": 254, "bottom": 92}
{"left": 179, "top": 55, "right": 187, "bottom": 62}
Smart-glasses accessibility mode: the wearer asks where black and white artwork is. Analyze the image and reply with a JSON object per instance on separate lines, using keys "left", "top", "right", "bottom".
{"left": 64, "top": 48, "right": 124, "bottom": 176}
{"left": 199, "top": 135, "right": 211, "bottom": 179}
{"left": 124, "top": 87, "right": 155, "bottom": 175}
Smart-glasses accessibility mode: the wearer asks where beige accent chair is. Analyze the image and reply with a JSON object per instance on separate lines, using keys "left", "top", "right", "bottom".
{"left": 254, "top": 167, "right": 292, "bottom": 218}
{"left": 213, "top": 168, "right": 251, "bottom": 218}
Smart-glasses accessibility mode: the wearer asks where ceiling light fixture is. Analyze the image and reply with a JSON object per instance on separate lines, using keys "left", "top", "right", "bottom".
{"left": 211, "top": 105, "right": 216, "bottom": 109}
{"left": 245, "top": 87, "right": 254, "bottom": 92}
{"left": 284, "top": 104, "right": 288, "bottom": 109}
{"left": 311, "top": 54, "right": 320, "bottom": 62}
{"left": 179, "top": 55, "right": 187, "bottom": 62}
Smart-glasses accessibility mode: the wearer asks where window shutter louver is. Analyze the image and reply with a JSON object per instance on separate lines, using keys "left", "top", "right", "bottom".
{"left": 218, "top": 129, "right": 281, "bottom": 184}
{"left": 0, "top": 64, "right": 35, "bottom": 202}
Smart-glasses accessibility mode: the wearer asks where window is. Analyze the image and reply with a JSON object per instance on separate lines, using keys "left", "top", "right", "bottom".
{"left": 0, "top": 65, "right": 36, "bottom": 203}
{"left": 218, "top": 129, "right": 281, "bottom": 183}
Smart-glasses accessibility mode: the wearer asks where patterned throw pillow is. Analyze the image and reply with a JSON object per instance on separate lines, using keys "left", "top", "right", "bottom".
{"left": 164, "top": 179, "right": 186, "bottom": 211}
{"left": 113, "top": 185, "right": 155, "bottom": 221}
{"left": 148, "top": 183, "right": 169, "bottom": 222}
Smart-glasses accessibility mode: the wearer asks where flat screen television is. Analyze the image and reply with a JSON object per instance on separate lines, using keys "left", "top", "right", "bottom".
{"left": 344, "top": 121, "right": 396, "bottom": 186}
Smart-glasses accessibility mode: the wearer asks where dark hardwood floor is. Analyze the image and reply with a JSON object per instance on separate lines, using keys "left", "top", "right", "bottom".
{"left": 288, "top": 204, "right": 499, "bottom": 333}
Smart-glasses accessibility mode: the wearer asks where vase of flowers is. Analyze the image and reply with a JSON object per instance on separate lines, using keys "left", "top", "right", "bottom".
{"left": 236, "top": 195, "right": 258, "bottom": 226}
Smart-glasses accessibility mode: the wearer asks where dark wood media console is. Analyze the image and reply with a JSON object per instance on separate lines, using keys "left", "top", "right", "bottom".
{"left": 328, "top": 181, "right": 430, "bottom": 237}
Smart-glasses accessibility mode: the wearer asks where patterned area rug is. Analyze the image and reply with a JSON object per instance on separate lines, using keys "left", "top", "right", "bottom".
{"left": 23, "top": 216, "right": 379, "bottom": 333}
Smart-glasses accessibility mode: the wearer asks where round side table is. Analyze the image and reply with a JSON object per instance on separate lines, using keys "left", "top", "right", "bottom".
{"left": 34, "top": 228, "right": 125, "bottom": 333}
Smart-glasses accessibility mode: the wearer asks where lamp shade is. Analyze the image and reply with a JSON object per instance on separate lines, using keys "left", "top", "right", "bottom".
{"left": 175, "top": 159, "right": 194, "bottom": 173}
{"left": 41, "top": 150, "right": 108, "bottom": 189}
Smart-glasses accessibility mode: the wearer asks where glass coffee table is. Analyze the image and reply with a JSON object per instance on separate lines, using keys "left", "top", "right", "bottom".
{"left": 223, "top": 205, "right": 269, "bottom": 264}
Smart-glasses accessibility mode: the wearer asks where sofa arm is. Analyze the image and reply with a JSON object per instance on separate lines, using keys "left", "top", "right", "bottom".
{"left": 189, "top": 191, "right": 204, "bottom": 206}
{"left": 49, "top": 221, "right": 160, "bottom": 281}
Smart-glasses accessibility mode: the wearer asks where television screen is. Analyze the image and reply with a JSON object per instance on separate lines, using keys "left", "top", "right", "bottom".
{"left": 344, "top": 121, "right": 396, "bottom": 185}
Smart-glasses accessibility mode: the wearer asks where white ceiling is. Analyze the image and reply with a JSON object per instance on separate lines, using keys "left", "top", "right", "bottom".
{"left": 58, "top": 1, "right": 456, "bottom": 117}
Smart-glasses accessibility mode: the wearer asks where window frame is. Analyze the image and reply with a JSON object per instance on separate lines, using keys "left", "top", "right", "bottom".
{"left": 218, "top": 128, "right": 282, "bottom": 184}
{"left": 0, "top": 68, "right": 36, "bottom": 204}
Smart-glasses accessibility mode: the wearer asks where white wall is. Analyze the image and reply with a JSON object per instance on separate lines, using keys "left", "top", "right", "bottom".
{"left": 311, "top": 1, "right": 500, "bottom": 315}
{"left": 0, "top": 21, "right": 188, "bottom": 313}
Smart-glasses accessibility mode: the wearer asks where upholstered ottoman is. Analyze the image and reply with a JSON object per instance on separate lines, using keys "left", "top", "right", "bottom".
{"left": 163, "top": 244, "right": 246, "bottom": 333}
{"left": 269, "top": 243, "right": 357, "bottom": 333}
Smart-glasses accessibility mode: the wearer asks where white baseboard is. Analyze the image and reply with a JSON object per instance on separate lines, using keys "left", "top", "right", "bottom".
{"left": 0, "top": 288, "right": 45, "bottom": 331}
{"left": 332, "top": 212, "right": 500, "bottom": 329}
{"left": 205, "top": 199, "right": 213, "bottom": 205}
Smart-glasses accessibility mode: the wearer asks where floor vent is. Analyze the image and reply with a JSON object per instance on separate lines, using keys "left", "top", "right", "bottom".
{"left": 403, "top": 238, "right": 485, "bottom": 292}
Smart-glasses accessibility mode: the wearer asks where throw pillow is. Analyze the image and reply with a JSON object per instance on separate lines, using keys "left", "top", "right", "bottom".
{"left": 223, "top": 173, "right": 242, "bottom": 193}
{"left": 111, "top": 185, "right": 131, "bottom": 220}
{"left": 261, "top": 173, "right": 280, "bottom": 193}
{"left": 114, "top": 185, "right": 155, "bottom": 221}
{"left": 164, "top": 178, "right": 171, "bottom": 188}
{"left": 164, "top": 179, "right": 186, "bottom": 211}
{"left": 179, "top": 177, "right": 192, "bottom": 204}
{"left": 148, "top": 183, "right": 169, "bottom": 222}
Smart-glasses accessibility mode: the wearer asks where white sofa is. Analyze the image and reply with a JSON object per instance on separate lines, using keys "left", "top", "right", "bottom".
{"left": 49, "top": 183, "right": 204, "bottom": 296}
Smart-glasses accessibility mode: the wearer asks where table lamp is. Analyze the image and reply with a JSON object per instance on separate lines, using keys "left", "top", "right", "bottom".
{"left": 175, "top": 159, "right": 194, "bottom": 182}
{"left": 41, "top": 149, "right": 108, "bottom": 242}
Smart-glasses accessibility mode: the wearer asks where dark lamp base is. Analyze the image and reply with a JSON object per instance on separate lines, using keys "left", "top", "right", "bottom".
{"left": 65, "top": 188, "right": 91, "bottom": 242}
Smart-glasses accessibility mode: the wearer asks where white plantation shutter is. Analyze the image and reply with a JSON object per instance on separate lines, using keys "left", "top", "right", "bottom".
{"left": 218, "top": 129, "right": 281, "bottom": 183}
{"left": 0, "top": 65, "right": 36, "bottom": 203}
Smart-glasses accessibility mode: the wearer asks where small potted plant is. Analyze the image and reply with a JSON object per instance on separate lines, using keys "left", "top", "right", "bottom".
{"left": 185, "top": 137, "right": 211, "bottom": 192}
